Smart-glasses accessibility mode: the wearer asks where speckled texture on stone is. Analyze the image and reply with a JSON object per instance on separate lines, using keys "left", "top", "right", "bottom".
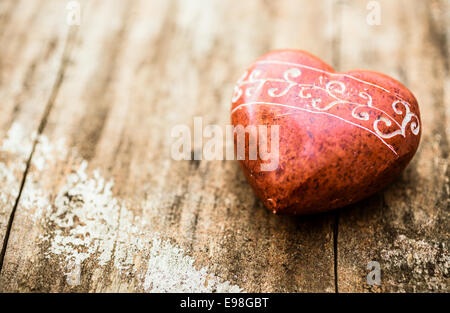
{"left": 231, "top": 50, "right": 421, "bottom": 215}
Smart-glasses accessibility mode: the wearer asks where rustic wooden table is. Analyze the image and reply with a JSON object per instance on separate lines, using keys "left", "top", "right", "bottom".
{"left": 0, "top": 0, "right": 448, "bottom": 292}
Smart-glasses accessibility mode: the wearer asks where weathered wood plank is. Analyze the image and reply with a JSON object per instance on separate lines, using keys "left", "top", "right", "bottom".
{"left": 0, "top": 0, "right": 338, "bottom": 292}
{"left": 337, "top": 0, "right": 449, "bottom": 292}
{"left": 0, "top": 0, "right": 73, "bottom": 258}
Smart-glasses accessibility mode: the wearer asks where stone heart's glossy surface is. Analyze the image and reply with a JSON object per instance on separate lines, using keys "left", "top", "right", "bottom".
{"left": 231, "top": 50, "right": 421, "bottom": 215}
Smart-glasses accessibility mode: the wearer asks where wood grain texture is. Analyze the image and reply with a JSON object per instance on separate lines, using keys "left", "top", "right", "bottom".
{"left": 0, "top": 0, "right": 71, "bottom": 257}
{"left": 0, "top": 0, "right": 447, "bottom": 293}
{"left": 0, "top": 0, "right": 337, "bottom": 292}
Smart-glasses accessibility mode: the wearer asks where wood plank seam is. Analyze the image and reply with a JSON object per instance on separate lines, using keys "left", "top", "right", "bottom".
{"left": 332, "top": 0, "right": 344, "bottom": 294}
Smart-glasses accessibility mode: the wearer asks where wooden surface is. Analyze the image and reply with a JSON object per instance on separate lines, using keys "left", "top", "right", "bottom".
{"left": 0, "top": 0, "right": 448, "bottom": 292}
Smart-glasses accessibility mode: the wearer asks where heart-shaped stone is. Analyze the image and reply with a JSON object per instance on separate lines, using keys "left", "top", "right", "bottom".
{"left": 231, "top": 50, "right": 421, "bottom": 215}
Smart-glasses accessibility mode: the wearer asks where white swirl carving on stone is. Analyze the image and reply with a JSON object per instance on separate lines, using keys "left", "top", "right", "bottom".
{"left": 373, "top": 100, "right": 420, "bottom": 138}
{"left": 231, "top": 63, "right": 421, "bottom": 155}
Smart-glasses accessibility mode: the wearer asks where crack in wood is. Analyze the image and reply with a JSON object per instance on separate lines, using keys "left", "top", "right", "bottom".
{"left": 0, "top": 27, "right": 77, "bottom": 273}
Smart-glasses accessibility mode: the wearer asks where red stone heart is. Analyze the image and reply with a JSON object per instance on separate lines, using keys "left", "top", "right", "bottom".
{"left": 231, "top": 50, "right": 421, "bottom": 215}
